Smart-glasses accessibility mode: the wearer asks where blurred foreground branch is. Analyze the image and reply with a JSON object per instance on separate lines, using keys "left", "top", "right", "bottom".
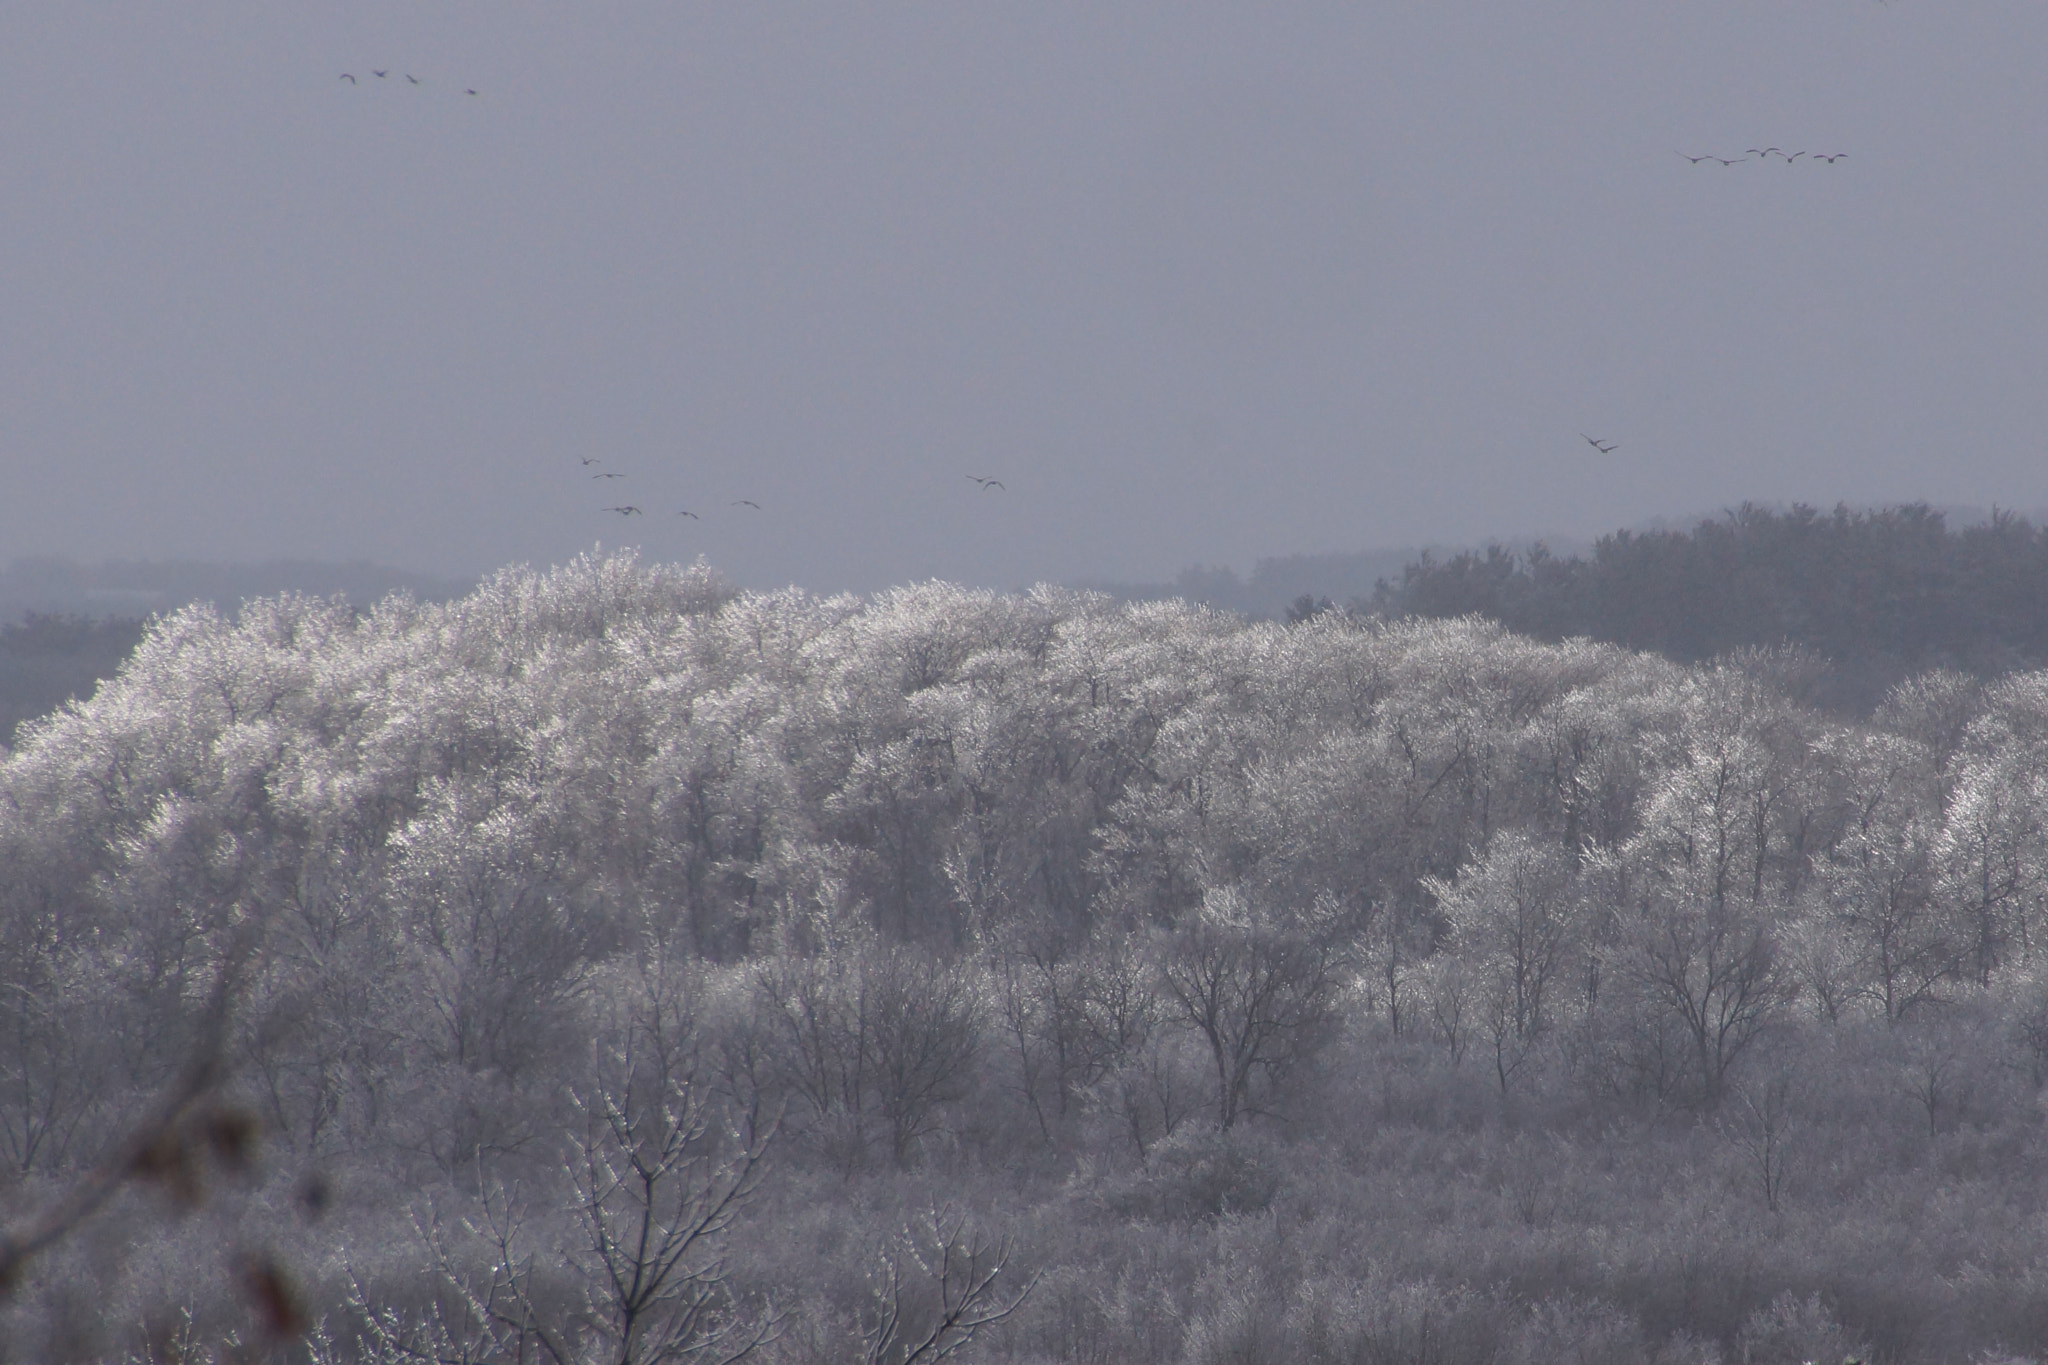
{"left": 0, "top": 926, "right": 259, "bottom": 1292}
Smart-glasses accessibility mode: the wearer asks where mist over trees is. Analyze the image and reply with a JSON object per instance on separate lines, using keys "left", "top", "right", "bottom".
{"left": 0, "top": 557, "right": 474, "bottom": 624}
{"left": 1079, "top": 547, "right": 1427, "bottom": 619}
{"left": 1373, "top": 502, "right": 2048, "bottom": 709}
{"left": 0, "top": 558, "right": 473, "bottom": 745}
{"left": 0, "top": 614, "right": 147, "bottom": 744}
{"left": 11, "top": 551, "right": 2048, "bottom": 1361}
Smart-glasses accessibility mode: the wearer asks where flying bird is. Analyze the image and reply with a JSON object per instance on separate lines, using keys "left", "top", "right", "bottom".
{"left": 405, "top": 74, "right": 420, "bottom": 85}
{"left": 592, "top": 472, "right": 624, "bottom": 479}
{"left": 1677, "top": 153, "right": 1715, "bottom": 164}
{"left": 1582, "top": 434, "right": 1619, "bottom": 455}
{"left": 1781, "top": 151, "right": 1806, "bottom": 162}
{"left": 732, "top": 500, "right": 762, "bottom": 509}
{"left": 1746, "top": 148, "right": 1781, "bottom": 158}
{"left": 1713, "top": 157, "right": 1745, "bottom": 166}
{"left": 676, "top": 510, "right": 700, "bottom": 519}
{"left": 1813, "top": 152, "right": 1848, "bottom": 163}
{"left": 372, "top": 70, "right": 388, "bottom": 78}
{"left": 465, "top": 89, "right": 478, "bottom": 96}
{"left": 580, "top": 456, "right": 600, "bottom": 466}
{"left": 339, "top": 73, "right": 357, "bottom": 84}
{"left": 980, "top": 480, "right": 1005, "bottom": 491}
{"left": 604, "top": 505, "right": 643, "bottom": 516}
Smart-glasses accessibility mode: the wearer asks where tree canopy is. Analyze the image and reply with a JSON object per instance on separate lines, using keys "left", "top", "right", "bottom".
{"left": 10, "top": 550, "right": 2048, "bottom": 1362}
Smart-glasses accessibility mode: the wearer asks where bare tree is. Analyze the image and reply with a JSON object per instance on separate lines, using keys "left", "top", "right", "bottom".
{"left": 1421, "top": 956, "right": 1476, "bottom": 1066}
{"left": 858, "top": 1209, "right": 1035, "bottom": 1365}
{"left": 754, "top": 944, "right": 979, "bottom": 1170}
{"left": 1608, "top": 896, "right": 1788, "bottom": 1106}
{"left": 863, "top": 951, "right": 981, "bottom": 1169}
{"left": 989, "top": 943, "right": 1070, "bottom": 1144}
{"left": 1600, "top": 727, "right": 1806, "bottom": 1106}
{"left": 1157, "top": 888, "right": 1351, "bottom": 1129}
{"left": 346, "top": 1198, "right": 548, "bottom": 1365}
{"left": 557, "top": 1045, "right": 779, "bottom": 1363}
{"left": 989, "top": 928, "right": 1172, "bottom": 1145}
{"left": 1720, "top": 1075, "right": 1797, "bottom": 1213}
{"left": 349, "top": 966, "right": 779, "bottom": 1365}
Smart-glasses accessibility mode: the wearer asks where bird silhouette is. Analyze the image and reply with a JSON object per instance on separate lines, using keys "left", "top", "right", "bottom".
{"left": 580, "top": 456, "right": 601, "bottom": 466}
{"left": 1781, "top": 151, "right": 1806, "bottom": 163}
{"left": 339, "top": 73, "right": 357, "bottom": 84}
{"left": 1677, "top": 153, "right": 1715, "bottom": 164}
{"left": 405, "top": 74, "right": 420, "bottom": 85}
{"left": 372, "top": 70, "right": 388, "bottom": 78}
{"left": 1582, "top": 434, "right": 1619, "bottom": 455}
{"left": 1713, "top": 157, "right": 1745, "bottom": 166}
{"left": 676, "top": 510, "right": 700, "bottom": 519}
{"left": 1746, "top": 148, "right": 1781, "bottom": 158}
{"left": 732, "top": 500, "right": 762, "bottom": 509}
{"left": 592, "top": 472, "right": 624, "bottom": 480}
{"left": 980, "top": 480, "right": 1005, "bottom": 491}
{"left": 604, "top": 505, "right": 643, "bottom": 516}
{"left": 465, "top": 89, "right": 478, "bottom": 96}
{"left": 1813, "top": 152, "right": 1848, "bottom": 163}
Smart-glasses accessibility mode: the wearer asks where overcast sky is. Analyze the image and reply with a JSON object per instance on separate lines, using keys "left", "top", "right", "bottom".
{"left": 3, "top": 2, "right": 2045, "bottom": 593}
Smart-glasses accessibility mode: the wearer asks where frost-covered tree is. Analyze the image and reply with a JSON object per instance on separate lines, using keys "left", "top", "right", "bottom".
{"left": 1156, "top": 887, "right": 1351, "bottom": 1129}
{"left": 1427, "top": 830, "right": 1584, "bottom": 1089}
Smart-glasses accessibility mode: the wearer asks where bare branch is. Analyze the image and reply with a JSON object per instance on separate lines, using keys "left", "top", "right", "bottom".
{"left": 860, "top": 1208, "right": 1036, "bottom": 1365}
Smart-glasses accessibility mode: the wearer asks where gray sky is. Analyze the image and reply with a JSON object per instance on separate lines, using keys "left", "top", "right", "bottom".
{"left": 4, "top": 2, "right": 2045, "bottom": 593}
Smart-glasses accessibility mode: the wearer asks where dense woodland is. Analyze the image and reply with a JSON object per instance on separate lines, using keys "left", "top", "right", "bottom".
{"left": 1372, "top": 503, "right": 2048, "bottom": 710}
{"left": 12, "top": 552, "right": 2048, "bottom": 1362}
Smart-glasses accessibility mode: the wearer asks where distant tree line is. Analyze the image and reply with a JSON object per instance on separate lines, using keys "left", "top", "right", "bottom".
{"left": 0, "top": 556, "right": 472, "bottom": 624}
{"left": 0, "top": 558, "right": 473, "bottom": 748}
{"left": 0, "top": 613, "right": 146, "bottom": 744}
{"left": 1371, "top": 502, "right": 2048, "bottom": 708}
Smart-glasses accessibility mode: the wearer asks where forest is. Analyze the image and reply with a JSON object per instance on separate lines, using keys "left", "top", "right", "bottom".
{"left": 9, "top": 550, "right": 2048, "bottom": 1363}
{"left": 1372, "top": 502, "right": 2048, "bottom": 710}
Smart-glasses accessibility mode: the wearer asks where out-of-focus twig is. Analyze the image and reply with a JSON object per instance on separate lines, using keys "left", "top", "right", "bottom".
{"left": 0, "top": 920, "right": 259, "bottom": 1292}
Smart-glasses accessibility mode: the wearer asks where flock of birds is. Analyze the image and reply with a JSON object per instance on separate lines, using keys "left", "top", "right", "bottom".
{"left": 1676, "top": 147, "right": 1849, "bottom": 166}
{"left": 572, "top": 454, "right": 760, "bottom": 521}
{"left": 338, "top": 69, "right": 479, "bottom": 96}
{"left": 574, "top": 456, "right": 1007, "bottom": 526}
{"left": 1578, "top": 142, "right": 1852, "bottom": 457}
{"left": 333, "top": 55, "right": 1835, "bottom": 482}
